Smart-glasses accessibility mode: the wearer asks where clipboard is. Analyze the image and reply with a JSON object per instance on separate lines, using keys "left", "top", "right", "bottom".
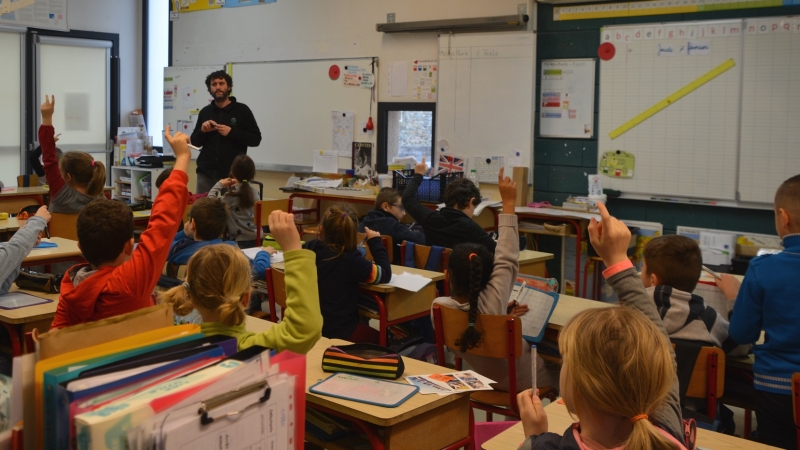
{"left": 0, "top": 292, "right": 53, "bottom": 310}
{"left": 510, "top": 284, "right": 560, "bottom": 344}
{"left": 310, "top": 372, "right": 418, "bottom": 408}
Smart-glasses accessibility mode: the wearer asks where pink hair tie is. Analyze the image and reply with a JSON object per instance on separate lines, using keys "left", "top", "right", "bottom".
{"left": 91, "top": 161, "right": 95, "bottom": 167}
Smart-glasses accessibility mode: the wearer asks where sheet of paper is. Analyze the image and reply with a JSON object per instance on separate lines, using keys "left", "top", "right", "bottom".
{"left": 389, "top": 61, "right": 408, "bottom": 97}
{"left": 312, "top": 153, "right": 339, "bottom": 174}
{"left": 693, "top": 281, "right": 733, "bottom": 317}
{"left": 331, "top": 111, "right": 354, "bottom": 156}
{"left": 405, "top": 370, "right": 495, "bottom": 396}
{"left": 515, "top": 287, "right": 557, "bottom": 340}
{"left": 179, "top": 87, "right": 194, "bottom": 108}
{"left": 386, "top": 272, "right": 431, "bottom": 292}
{"left": 411, "top": 59, "right": 438, "bottom": 100}
{"left": 241, "top": 248, "right": 285, "bottom": 264}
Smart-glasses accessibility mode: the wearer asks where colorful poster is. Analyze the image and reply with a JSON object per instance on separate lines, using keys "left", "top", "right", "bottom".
{"left": 412, "top": 59, "right": 438, "bottom": 100}
{"left": 539, "top": 59, "right": 595, "bottom": 138}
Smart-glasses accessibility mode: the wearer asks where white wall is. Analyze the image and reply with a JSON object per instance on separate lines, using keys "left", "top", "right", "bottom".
{"left": 67, "top": 0, "right": 142, "bottom": 121}
{"left": 171, "top": 0, "right": 526, "bottom": 103}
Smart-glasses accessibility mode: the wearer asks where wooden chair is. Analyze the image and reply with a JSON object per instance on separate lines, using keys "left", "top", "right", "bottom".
{"left": 265, "top": 267, "right": 288, "bottom": 323}
{"left": 17, "top": 174, "right": 38, "bottom": 187}
{"left": 164, "top": 263, "right": 187, "bottom": 280}
{"left": 672, "top": 342, "right": 725, "bottom": 421}
{"left": 49, "top": 213, "right": 79, "bottom": 240}
{"left": 793, "top": 373, "right": 800, "bottom": 449}
{"left": 399, "top": 241, "right": 451, "bottom": 296}
{"left": 255, "top": 199, "right": 289, "bottom": 242}
{"left": 357, "top": 233, "right": 393, "bottom": 262}
{"left": 433, "top": 304, "right": 557, "bottom": 422}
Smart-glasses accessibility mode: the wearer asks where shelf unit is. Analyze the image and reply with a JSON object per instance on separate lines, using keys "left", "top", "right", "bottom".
{"left": 110, "top": 166, "right": 166, "bottom": 204}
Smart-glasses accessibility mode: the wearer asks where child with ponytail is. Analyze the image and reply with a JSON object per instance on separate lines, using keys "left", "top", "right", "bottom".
{"left": 304, "top": 204, "right": 392, "bottom": 341}
{"left": 516, "top": 202, "right": 685, "bottom": 450}
{"left": 39, "top": 95, "right": 107, "bottom": 214}
{"left": 208, "top": 154, "right": 260, "bottom": 248}
{"left": 160, "top": 210, "right": 322, "bottom": 354}
{"left": 432, "top": 168, "right": 553, "bottom": 393}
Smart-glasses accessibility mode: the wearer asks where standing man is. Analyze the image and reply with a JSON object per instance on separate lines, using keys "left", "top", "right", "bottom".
{"left": 191, "top": 70, "right": 262, "bottom": 194}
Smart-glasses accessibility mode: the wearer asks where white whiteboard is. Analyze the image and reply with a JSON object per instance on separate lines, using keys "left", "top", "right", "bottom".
{"left": 0, "top": 30, "right": 22, "bottom": 183}
{"left": 436, "top": 32, "right": 535, "bottom": 180}
{"left": 163, "top": 65, "right": 225, "bottom": 152}
{"left": 598, "top": 20, "right": 743, "bottom": 201}
{"left": 228, "top": 58, "right": 377, "bottom": 171}
{"left": 540, "top": 59, "right": 596, "bottom": 139}
{"left": 738, "top": 17, "right": 800, "bottom": 204}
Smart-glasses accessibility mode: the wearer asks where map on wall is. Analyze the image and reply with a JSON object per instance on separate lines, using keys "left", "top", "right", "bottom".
{"left": 0, "top": 0, "right": 68, "bottom": 30}
{"left": 172, "top": 0, "right": 276, "bottom": 14}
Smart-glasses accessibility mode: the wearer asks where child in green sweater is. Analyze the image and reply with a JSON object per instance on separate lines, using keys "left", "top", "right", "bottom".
{"left": 159, "top": 210, "right": 323, "bottom": 354}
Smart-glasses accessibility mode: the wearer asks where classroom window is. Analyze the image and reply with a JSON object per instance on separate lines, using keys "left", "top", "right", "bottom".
{"left": 376, "top": 102, "right": 436, "bottom": 173}
{"left": 144, "top": 0, "right": 169, "bottom": 147}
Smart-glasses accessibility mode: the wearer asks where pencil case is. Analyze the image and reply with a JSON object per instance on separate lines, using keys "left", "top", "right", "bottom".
{"left": 15, "top": 269, "right": 62, "bottom": 294}
{"left": 322, "top": 344, "right": 404, "bottom": 380}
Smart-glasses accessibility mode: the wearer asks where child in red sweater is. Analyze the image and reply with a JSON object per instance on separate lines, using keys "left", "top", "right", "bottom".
{"left": 50, "top": 126, "right": 191, "bottom": 329}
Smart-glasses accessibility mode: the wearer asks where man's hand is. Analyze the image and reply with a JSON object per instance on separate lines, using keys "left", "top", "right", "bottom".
{"left": 41, "top": 95, "right": 55, "bottom": 126}
{"left": 717, "top": 274, "right": 742, "bottom": 300}
{"left": 263, "top": 246, "right": 277, "bottom": 256}
{"left": 364, "top": 226, "right": 380, "bottom": 240}
{"left": 587, "top": 202, "right": 630, "bottom": 267}
{"left": 268, "top": 210, "right": 301, "bottom": 252}
{"left": 201, "top": 120, "right": 218, "bottom": 133}
{"left": 215, "top": 124, "right": 232, "bottom": 137}
{"left": 414, "top": 156, "right": 428, "bottom": 176}
{"left": 164, "top": 125, "right": 191, "bottom": 174}
{"left": 35, "top": 205, "right": 51, "bottom": 223}
{"left": 517, "top": 389, "right": 548, "bottom": 437}
{"left": 498, "top": 166, "right": 517, "bottom": 214}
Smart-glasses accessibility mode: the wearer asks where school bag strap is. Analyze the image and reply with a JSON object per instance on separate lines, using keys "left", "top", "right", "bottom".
{"left": 321, "top": 343, "right": 404, "bottom": 380}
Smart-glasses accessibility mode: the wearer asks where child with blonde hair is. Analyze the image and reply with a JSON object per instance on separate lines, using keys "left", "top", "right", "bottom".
{"left": 39, "top": 96, "right": 106, "bottom": 213}
{"left": 516, "top": 203, "right": 685, "bottom": 450}
{"left": 160, "top": 210, "right": 322, "bottom": 354}
{"left": 305, "top": 204, "right": 391, "bottom": 341}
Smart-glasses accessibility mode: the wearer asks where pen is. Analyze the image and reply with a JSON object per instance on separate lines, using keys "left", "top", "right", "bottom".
{"left": 515, "top": 281, "right": 527, "bottom": 303}
{"left": 358, "top": 235, "right": 368, "bottom": 248}
{"left": 531, "top": 345, "right": 537, "bottom": 393}
{"left": 702, "top": 265, "right": 722, "bottom": 280}
{"left": 188, "top": 144, "right": 201, "bottom": 151}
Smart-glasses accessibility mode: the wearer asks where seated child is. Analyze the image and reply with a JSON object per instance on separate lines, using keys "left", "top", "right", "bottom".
{"left": 641, "top": 234, "right": 745, "bottom": 354}
{"left": 39, "top": 95, "right": 106, "bottom": 214}
{"left": 28, "top": 138, "right": 63, "bottom": 186}
{"left": 208, "top": 155, "right": 260, "bottom": 248}
{"left": 169, "top": 196, "right": 274, "bottom": 279}
{"left": 0, "top": 206, "right": 51, "bottom": 295}
{"left": 402, "top": 157, "right": 496, "bottom": 252}
{"left": 359, "top": 188, "right": 425, "bottom": 254}
{"left": 305, "top": 204, "right": 392, "bottom": 341}
{"left": 432, "top": 168, "right": 555, "bottom": 393}
{"left": 516, "top": 203, "right": 686, "bottom": 450}
{"left": 50, "top": 126, "right": 190, "bottom": 329}
{"left": 160, "top": 210, "right": 322, "bottom": 354}
{"left": 726, "top": 174, "right": 800, "bottom": 449}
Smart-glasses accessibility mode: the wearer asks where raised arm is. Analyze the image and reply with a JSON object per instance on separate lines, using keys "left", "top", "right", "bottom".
{"left": 401, "top": 157, "right": 435, "bottom": 225}
{"left": 39, "top": 95, "right": 66, "bottom": 196}
{"left": 0, "top": 209, "right": 49, "bottom": 295}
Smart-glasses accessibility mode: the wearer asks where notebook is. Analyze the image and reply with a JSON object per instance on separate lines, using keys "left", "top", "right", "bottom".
{"left": 509, "top": 282, "right": 560, "bottom": 344}
{"left": 310, "top": 373, "right": 418, "bottom": 408}
{"left": 0, "top": 292, "right": 52, "bottom": 310}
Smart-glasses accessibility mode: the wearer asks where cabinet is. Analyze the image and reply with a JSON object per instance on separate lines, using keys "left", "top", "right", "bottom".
{"left": 110, "top": 166, "right": 165, "bottom": 204}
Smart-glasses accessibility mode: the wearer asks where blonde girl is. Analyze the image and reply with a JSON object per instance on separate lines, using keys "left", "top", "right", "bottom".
{"left": 40, "top": 95, "right": 106, "bottom": 214}
{"left": 159, "top": 210, "right": 322, "bottom": 354}
{"left": 516, "top": 203, "right": 685, "bottom": 450}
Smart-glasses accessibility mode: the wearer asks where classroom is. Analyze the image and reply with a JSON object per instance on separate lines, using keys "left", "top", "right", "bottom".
{"left": 0, "top": 0, "right": 799, "bottom": 449}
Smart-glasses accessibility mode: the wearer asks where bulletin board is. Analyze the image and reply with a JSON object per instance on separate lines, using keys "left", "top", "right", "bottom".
{"left": 539, "top": 59, "right": 596, "bottom": 139}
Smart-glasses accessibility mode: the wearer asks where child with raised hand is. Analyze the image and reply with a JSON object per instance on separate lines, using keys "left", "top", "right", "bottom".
{"left": 516, "top": 203, "right": 685, "bottom": 450}
{"left": 305, "top": 204, "right": 392, "bottom": 342}
{"left": 159, "top": 210, "right": 322, "bottom": 354}
{"left": 208, "top": 154, "right": 260, "bottom": 248}
{"left": 432, "top": 168, "right": 553, "bottom": 393}
{"left": 50, "top": 126, "right": 190, "bottom": 329}
{"left": 39, "top": 95, "right": 106, "bottom": 214}
{"left": 0, "top": 206, "right": 51, "bottom": 295}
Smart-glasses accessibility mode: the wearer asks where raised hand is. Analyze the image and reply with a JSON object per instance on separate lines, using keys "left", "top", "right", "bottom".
{"left": 269, "top": 210, "right": 301, "bottom": 252}
{"left": 414, "top": 156, "right": 428, "bottom": 176}
{"left": 517, "top": 389, "right": 548, "bottom": 437}
{"left": 498, "top": 166, "right": 517, "bottom": 214}
{"left": 587, "top": 202, "right": 630, "bottom": 267}
{"left": 41, "top": 95, "right": 55, "bottom": 125}
{"left": 364, "top": 226, "right": 380, "bottom": 240}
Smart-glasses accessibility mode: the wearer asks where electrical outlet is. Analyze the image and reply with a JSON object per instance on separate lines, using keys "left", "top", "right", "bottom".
{"left": 518, "top": 3, "right": 527, "bottom": 14}
{"left": 387, "top": 13, "right": 395, "bottom": 23}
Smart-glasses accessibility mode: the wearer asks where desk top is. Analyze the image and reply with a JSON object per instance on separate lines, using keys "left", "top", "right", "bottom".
{"left": 518, "top": 250, "right": 554, "bottom": 264}
{"left": 270, "top": 262, "right": 445, "bottom": 292}
{"left": 483, "top": 401, "right": 778, "bottom": 450}
{"left": 549, "top": 294, "right": 614, "bottom": 330}
{"left": 0, "top": 286, "right": 59, "bottom": 324}
{"left": 23, "top": 237, "right": 82, "bottom": 263}
{"left": 0, "top": 186, "right": 50, "bottom": 197}
{"left": 243, "top": 317, "right": 468, "bottom": 427}
{"left": 0, "top": 217, "right": 21, "bottom": 233}
{"left": 132, "top": 210, "right": 152, "bottom": 219}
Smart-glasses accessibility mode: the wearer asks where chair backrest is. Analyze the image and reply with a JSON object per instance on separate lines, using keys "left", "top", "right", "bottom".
{"left": 679, "top": 346, "right": 725, "bottom": 400}
{"left": 434, "top": 304, "right": 523, "bottom": 360}
{"left": 357, "top": 234, "right": 393, "bottom": 262}
{"left": 164, "top": 263, "right": 188, "bottom": 280}
{"left": 265, "top": 268, "right": 288, "bottom": 322}
{"left": 17, "top": 174, "right": 38, "bottom": 187}
{"left": 400, "top": 241, "right": 451, "bottom": 271}
{"left": 255, "top": 199, "right": 290, "bottom": 242}
{"left": 49, "top": 213, "right": 79, "bottom": 240}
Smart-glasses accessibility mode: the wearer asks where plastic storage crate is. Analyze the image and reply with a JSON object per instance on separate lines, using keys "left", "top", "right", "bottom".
{"left": 392, "top": 170, "right": 464, "bottom": 203}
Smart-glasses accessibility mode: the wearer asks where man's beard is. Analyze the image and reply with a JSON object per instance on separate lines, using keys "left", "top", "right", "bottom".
{"left": 212, "top": 89, "right": 230, "bottom": 100}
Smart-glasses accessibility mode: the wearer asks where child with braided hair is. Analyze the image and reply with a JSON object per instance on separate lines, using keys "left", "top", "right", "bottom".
{"left": 431, "top": 168, "right": 554, "bottom": 393}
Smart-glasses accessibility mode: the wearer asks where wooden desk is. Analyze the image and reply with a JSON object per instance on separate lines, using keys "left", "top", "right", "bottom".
{"left": 22, "top": 237, "right": 84, "bottom": 267}
{"left": 1, "top": 287, "right": 58, "bottom": 356}
{"left": 548, "top": 294, "right": 613, "bottom": 331}
{"left": 0, "top": 217, "right": 22, "bottom": 240}
{"left": 518, "top": 250, "right": 553, "bottom": 277}
{"left": 243, "top": 318, "right": 471, "bottom": 449}
{"left": 482, "top": 401, "right": 779, "bottom": 450}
